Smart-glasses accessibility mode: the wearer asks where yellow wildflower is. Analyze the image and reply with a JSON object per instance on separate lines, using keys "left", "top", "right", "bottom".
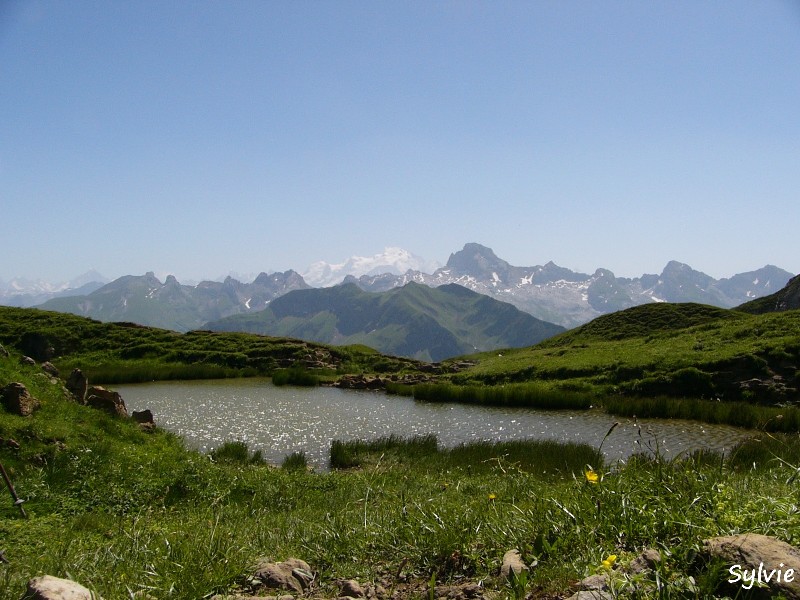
{"left": 601, "top": 554, "right": 617, "bottom": 570}
{"left": 488, "top": 493, "right": 496, "bottom": 501}
{"left": 584, "top": 469, "right": 600, "bottom": 484}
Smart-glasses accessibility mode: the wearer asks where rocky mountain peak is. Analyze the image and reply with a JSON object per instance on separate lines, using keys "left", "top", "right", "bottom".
{"left": 445, "top": 243, "right": 510, "bottom": 279}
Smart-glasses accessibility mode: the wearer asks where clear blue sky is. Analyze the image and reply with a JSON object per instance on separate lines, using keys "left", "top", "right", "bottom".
{"left": 2, "top": 1, "right": 799, "bottom": 283}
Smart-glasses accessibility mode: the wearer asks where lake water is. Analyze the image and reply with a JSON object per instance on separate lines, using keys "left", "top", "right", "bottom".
{"left": 116, "top": 379, "right": 754, "bottom": 470}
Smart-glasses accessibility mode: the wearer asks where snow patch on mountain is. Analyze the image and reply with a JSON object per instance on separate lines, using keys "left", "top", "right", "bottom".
{"left": 302, "top": 247, "right": 440, "bottom": 288}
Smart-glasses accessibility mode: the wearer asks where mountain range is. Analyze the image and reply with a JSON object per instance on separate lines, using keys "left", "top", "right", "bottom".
{"left": 39, "top": 270, "right": 309, "bottom": 332}
{"left": 347, "top": 243, "right": 794, "bottom": 328}
{"left": 204, "top": 281, "right": 564, "bottom": 362}
{"left": 12, "top": 243, "right": 795, "bottom": 338}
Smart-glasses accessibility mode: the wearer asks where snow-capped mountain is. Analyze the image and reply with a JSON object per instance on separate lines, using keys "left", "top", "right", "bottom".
{"left": 302, "top": 247, "right": 441, "bottom": 288}
{"left": 0, "top": 270, "right": 109, "bottom": 307}
{"left": 350, "top": 243, "right": 794, "bottom": 328}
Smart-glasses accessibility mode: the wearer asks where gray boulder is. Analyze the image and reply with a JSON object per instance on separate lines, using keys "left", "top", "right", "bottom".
{"left": 701, "top": 533, "right": 800, "bottom": 599}
{"left": 23, "top": 575, "right": 100, "bottom": 599}
{"left": 252, "top": 558, "right": 314, "bottom": 595}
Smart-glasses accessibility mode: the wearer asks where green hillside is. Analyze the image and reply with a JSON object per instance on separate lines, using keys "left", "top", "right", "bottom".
{"left": 0, "top": 306, "right": 421, "bottom": 384}
{"left": 206, "top": 282, "right": 565, "bottom": 361}
{"left": 446, "top": 302, "right": 799, "bottom": 404}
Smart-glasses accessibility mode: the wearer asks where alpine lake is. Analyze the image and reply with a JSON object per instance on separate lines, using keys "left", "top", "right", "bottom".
{"left": 116, "top": 378, "right": 755, "bottom": 470}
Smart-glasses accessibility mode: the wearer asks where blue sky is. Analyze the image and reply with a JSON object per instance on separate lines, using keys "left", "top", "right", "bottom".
{"left": 2, "top": 1, "right": 799, "bottom": 283}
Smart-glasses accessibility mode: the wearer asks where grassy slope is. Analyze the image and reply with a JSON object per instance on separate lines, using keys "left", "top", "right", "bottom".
{"left": 0, "top": 306, "right": 421, "bottom": 384}
{"left": 447, "top": 303, "right": 800, "bottom": 402}
{"left": 738, "top": 273, "right": 800, "bottom": 314}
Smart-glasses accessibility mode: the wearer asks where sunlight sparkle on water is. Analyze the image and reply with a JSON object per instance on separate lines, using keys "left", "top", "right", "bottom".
{"left": 116, "top": 379, "right": 754, "bottom": 470}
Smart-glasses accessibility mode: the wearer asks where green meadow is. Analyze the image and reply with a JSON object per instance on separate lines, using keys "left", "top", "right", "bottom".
{"left": 3, "top": 352, "right": 800, "bottom": 599}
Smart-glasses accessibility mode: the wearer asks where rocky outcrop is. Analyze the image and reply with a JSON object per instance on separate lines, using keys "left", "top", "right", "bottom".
{"left": 333, "top": 373, "right": 434, "bottom": 390}
{"left": 1, "top": 382, "right": 40, "bottom": 416}
{"left": 23, "top": 575, "right": 100, "bottom": 600}
{"left": 334, "top": 374, "right": 389, "bottom": 390}
{"left": 86, "top": 385, "right": 128, "bottom": 417}
{"left": 700, "top": 533, "right": 800, "bottom": 599}
{"left": 66, "top": 368, "right": 88, "bottom": 403}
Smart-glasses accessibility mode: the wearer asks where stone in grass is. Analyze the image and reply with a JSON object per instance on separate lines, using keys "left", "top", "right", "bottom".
{"left": 66, "top": 368, "right": 89, "bottom": 403}
{"left": 23, "top": 575, "right": 101, "bottom": 600}
{"left": 567, "top": 592, "right": 613, "bottom": 600}
{"left": 1, "top": 382, "right": 40, "bottom": 416}
{"left": 210, "top": 596, "right": 293, "bottom": 600}
{"left": 500, "top": 549, "right": 529, "bottom": 581}
{"left": 701, "top": 533, "right": 800, "bottom": 599}
{"left": 251, "top": 558, "right": 314, "bottom": 595}
{"left": 338, "top": 579, "right": 365, "bottom": 598}
{"left": 86, "top": 386, "right": 128, "bottom": 417}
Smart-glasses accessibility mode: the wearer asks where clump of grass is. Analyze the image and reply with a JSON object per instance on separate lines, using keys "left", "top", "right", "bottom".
{"left": 84, "top": 361, "right": 258, "bottom": 383}
{"left": 410, "top": 382, "right": 592, "bottom": 410}
{"left": 210, "top": 440, "right": 264, "bottom": 465}
{"left": 330, "top": 434, "right": 438, "bottom": 469}
{"left": 602, "top": 395, "right": 800, "bottom": 431}
{"left": 271, "top": 367, "right": 320, "bottom": 387}
{"left": 281, "top": 450, "right": 309, "bottom": 472}
{"left": 384, "top": 382, "right": 414, "bottom": 396}
{"left": 329, "top": 435, "right": 601, "bottom": 477}
{"left": 445, "top": 439, "right": 602, "bottom": 476}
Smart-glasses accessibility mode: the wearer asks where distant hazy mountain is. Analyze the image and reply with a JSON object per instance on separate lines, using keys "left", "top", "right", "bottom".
{"left": 737, "top": 274, "right": 800, "bottom": 314}
{"left": 302, "top": 247, "right": 440, "bottom": 288}
{"left": 0, "top": 270, "right": 108, "bottom": 307}
{"left": 38, "top": 270, "right": 309, "bottom": 332}
{"left": 350, "top": 243, "right": 794, "bottom": 328}
{"left": 205, "top": 281, "right": 565, "bottom": 362}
